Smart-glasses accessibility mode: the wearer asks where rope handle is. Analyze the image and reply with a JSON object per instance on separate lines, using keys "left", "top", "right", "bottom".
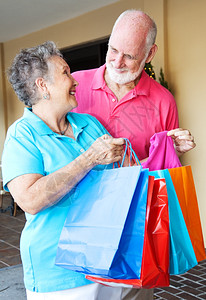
{"left": 124, "top": 138, "right": 141, "bottom": 166}
{"left": 114, "top": 138, "right": 141, "bottom": 168}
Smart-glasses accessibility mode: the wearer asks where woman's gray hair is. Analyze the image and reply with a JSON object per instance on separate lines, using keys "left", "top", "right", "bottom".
{"left": 7, "top": 41, "right": 63, "bottom": 106}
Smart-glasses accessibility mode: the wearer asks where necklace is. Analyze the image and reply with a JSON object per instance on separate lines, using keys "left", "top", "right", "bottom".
{"left": 55, "top": 121, "right": 70, "bottom": 135}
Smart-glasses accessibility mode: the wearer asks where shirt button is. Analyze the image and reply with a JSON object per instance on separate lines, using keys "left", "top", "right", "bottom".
{"left": 112, "top": 98, "right": 116, "bottom": 102}
{"left": 80, "top": 148, "right": 85, "bottom": 153}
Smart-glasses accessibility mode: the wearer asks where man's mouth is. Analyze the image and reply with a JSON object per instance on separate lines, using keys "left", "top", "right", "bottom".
{"left": 114, "top": 69, "right": 127, "bottom": 73}
{"left": 109, "top": 64, "right": 128, "bottom": 73}
{"left": 69, "top": 91, "right": 76, "bottom": 95}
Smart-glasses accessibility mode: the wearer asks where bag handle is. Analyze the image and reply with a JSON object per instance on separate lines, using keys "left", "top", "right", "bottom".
{"left": 114, "top": 138, "right": 141, "bottom": 168}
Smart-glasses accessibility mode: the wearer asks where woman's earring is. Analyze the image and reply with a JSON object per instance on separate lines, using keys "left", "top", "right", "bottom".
{"left": 43, "top": 93, "right": 50, "bottom": 100}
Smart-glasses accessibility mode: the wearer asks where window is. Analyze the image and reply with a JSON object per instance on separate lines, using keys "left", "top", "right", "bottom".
{"left": 61, "top": 37, "right": 109, "bottom": 72}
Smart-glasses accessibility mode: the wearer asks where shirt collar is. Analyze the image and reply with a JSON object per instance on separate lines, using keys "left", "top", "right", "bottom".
{"left": 23, "top": 107, "right": 88, "bottom": 138}
{"left": 66, "top": 112, "right": 88, "bottom": 139}
{"left": 91, "top": 66, "right": 151, "bottom": 97}
{"left": 91, "top": 64, "right": 107, "bottom": 90}
{"left": 133, "top": 70, "right": 151, "bottom": 97}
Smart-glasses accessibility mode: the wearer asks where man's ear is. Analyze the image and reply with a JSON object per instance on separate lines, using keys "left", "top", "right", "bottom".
{"left": 145, "top": 44, "right": 158, "bottom": 63}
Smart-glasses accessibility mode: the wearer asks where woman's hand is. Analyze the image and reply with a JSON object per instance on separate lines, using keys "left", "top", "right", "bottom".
{"left": 86, "top": 134, "right": 125, "bottom": 166}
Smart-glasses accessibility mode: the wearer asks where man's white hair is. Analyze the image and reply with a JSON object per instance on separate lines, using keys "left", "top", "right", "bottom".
{"left": 111, "top": 9, "right": 157, "bottom": 53}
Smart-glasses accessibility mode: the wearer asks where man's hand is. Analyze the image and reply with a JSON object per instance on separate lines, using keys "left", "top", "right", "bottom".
{"left": 167, "top": 128, "right": 196, "bottom": 157}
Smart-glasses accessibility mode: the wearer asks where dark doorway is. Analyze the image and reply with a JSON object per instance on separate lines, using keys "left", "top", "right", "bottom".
{"left": 61, "top": 37, "right": 109, "bottom": 72}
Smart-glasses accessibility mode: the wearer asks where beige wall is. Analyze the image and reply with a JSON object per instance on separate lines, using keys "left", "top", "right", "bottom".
{"left": 0, "top": 43, "right": 7, "bottom": 156}
{"left": 0, "top": 0, "right": 206, "bottom": 243}
{"left": 166, "top": 0, "right": 206, "bottom": 243}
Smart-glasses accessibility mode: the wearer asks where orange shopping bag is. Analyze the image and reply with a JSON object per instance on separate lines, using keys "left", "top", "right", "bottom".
{"left": 169, "top": 166, "right": 206, "bottom": 262}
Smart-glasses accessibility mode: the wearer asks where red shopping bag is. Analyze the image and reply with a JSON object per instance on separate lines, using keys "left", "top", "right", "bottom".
{"left": 86, "top": 176, "right": 170, "bottom": 288}
{"left": 169, "top": 166, "right": 206, "bottom": 262}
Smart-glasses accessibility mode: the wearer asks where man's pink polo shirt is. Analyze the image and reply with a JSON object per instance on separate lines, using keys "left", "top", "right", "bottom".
{"left": 72, "top": 65, "right": 179, "bottom": 160}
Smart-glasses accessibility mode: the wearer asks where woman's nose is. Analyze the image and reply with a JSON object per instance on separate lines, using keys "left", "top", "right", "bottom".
{"left": 72, "top": 76, "right": 79, "bottom": 87}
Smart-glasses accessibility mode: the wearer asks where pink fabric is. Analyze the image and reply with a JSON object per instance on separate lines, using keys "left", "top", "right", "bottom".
{"left": 142, "top": 131, "right": 182, "bottom": 170}
{"left": 72, "top": 65, "right": 179, "bottom": 160}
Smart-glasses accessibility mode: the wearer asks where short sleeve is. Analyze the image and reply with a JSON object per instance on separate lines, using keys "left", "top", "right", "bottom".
{"left": 166, "top": 103, "right": 179, "bottom": 130}
{"left": 2, "top": 136, "right": 44, "bottom": 191}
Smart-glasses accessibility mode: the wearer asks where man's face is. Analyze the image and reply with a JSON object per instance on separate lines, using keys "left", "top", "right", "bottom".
{"left": 106, "top": 27, "right": 148, "bottom": 85}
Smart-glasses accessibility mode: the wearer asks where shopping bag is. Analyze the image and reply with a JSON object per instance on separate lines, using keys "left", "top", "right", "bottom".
{"left": 141, "top": 131, "right": 201, "bottom": 273}
{"left": 169, "top": 166, "right": 206, "bottom": 262}
{"left": 150, "top": 169, "right": 198, "bottom": 275}
{"left": 55, "top": 155, "right": 150, "bottom": 278}
{"left": 86, "top": 176, "right": 170, "bottom": 288}
{"left": 108, "top": 168, "right": 150, "bottom": 279}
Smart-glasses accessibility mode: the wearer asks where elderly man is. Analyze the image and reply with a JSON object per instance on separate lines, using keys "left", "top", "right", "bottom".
{"left": 73, "top": 9, "right": 195, "bottom": 161}
{"left": 72, "top": 9, "right": 195, "bottom": 300}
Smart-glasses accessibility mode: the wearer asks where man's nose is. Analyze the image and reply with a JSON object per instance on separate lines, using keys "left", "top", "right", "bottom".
{"left": 113, "top": 53, "right": 125, "bottom": 68}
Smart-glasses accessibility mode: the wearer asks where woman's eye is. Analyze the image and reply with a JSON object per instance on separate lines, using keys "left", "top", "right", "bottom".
{"left": 64, "top": 70, "right": 69, "bottom": 76}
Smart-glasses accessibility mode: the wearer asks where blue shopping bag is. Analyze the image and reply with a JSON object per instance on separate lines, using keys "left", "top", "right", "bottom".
{"left": 56, "top": 139, "right": 149, "bottom": 279}
{"left": 109, "top": 168, "right": 149, "bottom": 279}
{"left": 150, "top": 169, "right": 198, "bottom": 275}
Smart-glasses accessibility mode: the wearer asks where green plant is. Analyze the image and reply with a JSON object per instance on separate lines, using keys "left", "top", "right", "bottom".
{"left": 159, "top": 68, "right": 171, "bottom": 92}
{"left": 144, "top": 63, "right": 172, "bottom": 93}
{"left": 144, "top": 62, "right": 156, "bottom": 80}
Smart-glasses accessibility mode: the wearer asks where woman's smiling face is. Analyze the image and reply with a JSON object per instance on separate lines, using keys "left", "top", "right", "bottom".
{"left": 46, "top": 56, "right": 78, "bottom": 111}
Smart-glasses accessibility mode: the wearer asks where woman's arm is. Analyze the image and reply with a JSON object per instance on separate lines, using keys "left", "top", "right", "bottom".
{"left": 8, "top": 135, "right": 124, "bottom": 215}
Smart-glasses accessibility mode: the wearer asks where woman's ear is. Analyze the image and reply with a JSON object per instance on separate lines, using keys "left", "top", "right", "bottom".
{"left": 145, "top": 44, "right": 158, "bottom": 63}
{"left": 35, "top": 77, "right": 46, "bottom": 93}
{"left": 35, "top": 77, "right": 50, "bottom": 100}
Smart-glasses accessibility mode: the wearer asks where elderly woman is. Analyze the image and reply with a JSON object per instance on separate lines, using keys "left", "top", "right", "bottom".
{"left": 2, "top": 41, "right": 125, "bottom": 299}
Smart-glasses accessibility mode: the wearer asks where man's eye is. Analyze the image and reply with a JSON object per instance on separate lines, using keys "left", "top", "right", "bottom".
{"left": 125, "top": 54, "right": 133, "bottom": 60}
{"left": 110, "top": 47, "right": 117, "bottom": 53}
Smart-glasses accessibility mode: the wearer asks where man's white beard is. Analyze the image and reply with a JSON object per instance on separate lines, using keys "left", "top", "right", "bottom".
{"left": 106, "top": 61, "right": 145, "bottom": 85}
